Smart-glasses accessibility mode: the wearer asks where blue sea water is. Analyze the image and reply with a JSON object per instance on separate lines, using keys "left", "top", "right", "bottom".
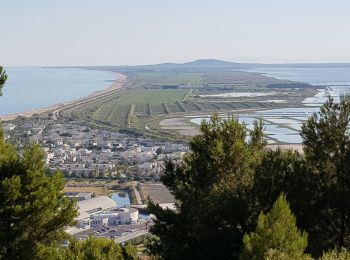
{"left": 0, "top": 67, "right": 115, "bottom": 116}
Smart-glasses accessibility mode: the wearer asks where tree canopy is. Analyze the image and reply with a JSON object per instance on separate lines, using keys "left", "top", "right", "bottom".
{"left": 0, "top": 140, "right": 78, "bottom": 259}
{"left": 299, "top": 95, "right": 350, "bottom": 253}
{"left": 148, "top": 115, "right": 266, "bottom": 259}
{"left": 0, "top": 68, "right": 78, "bottom": 259}
{"left": 3, "top": 65, "right": 350, "bottom": 259}
{"left": 240, "top": 194, "right": 310, "bottom": 260}
{"left": 148, "top": 95, "right": 350, "bottom": 259}
{"left": 321, "top": 248, "right": 350, "bottom": 260}
{"left": 36, "top": 236, "right": 138, "bottom": 260}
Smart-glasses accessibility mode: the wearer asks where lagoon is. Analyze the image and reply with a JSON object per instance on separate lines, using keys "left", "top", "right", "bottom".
{"left": 112, "top": 192, "right": 131, "bottom": 208}
{"left": 191, "top": 66, "right": 350, "bottom": 144}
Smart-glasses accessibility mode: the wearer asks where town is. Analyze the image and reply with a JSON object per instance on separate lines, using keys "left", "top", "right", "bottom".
{"left": 3, "top": 114, "right": 188, "bottom": 181}
{"left": 2, "top": 113, "right": 182, "bottom": 246}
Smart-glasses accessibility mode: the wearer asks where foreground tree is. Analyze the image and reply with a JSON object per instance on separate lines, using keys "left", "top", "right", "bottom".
{"left": 253, "top": 148, "right": 305, "bottom": 213}
{"left": 253, "top": 95, "right": 350, "bottom": 256}
{"left": 240, "top": 194, "right": 310, "bottom": 260}
{"left": 299, "top": 95, "right": 350, "bottom": 254}
{"left": 36, "top": 236, "right": 138, "bottom": 260}
{"left": 321, "top": 248, "right": 350, "bottom": 260}
{"left": 0, "top": 142, "right": 78, "bottom": 259}
{"left": 148, "top": 116, "right": 266, "bottom": 259}
{"left": 0, "top": 70, "right": 78, "bottom": 259}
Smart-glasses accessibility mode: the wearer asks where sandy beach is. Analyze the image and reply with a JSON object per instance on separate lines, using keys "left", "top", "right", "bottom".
{"left": 0, "top": 72, "right": 127, "bottom": 121}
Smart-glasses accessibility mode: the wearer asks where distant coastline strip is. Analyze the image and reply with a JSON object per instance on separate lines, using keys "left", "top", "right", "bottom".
{"left": 0, "top": 73, "right": 127, "bottom": 121}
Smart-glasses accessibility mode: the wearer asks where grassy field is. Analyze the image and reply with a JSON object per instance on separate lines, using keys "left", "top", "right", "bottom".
{"left": 117, "top": 89, "right": 191, "bottom": 105}
{"left": 62, "top": 70, "right": 316, "bottom": 140}
{"left": 64, "top": 186, "right": 110, "bottom": 196}
{"left": 129, "top": 71, "right": 204, "bottom": 87}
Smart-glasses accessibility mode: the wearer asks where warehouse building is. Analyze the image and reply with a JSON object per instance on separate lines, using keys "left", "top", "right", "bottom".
{"left": 76, "top": 196, "right": 117, "bottom": 228}
{"left": 67, "top": 195, "right": 139, "bottom": 233}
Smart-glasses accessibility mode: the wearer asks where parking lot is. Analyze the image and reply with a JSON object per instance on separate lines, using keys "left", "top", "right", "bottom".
{"left": 74, "top": 221, "right": 150, "bottom": 241}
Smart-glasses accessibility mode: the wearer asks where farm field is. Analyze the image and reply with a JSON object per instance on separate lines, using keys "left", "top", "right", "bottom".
{"left": 138, "top": 183, "right": 174, "bottom": 204}
{"left": 61, "top": 69, "right": 318, "bottom": 141}
{"left": 116, "top": 89, "right": 191, "bottom": 105}
{"left": 64, "top": 186, "right": 110, "bottom": 196}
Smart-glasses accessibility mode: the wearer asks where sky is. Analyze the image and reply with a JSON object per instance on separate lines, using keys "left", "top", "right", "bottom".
{"left": 1, "top": 0, "right": 350, "bottom": 66}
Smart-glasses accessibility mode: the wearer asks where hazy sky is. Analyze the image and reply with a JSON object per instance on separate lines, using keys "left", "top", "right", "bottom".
{"left": 2, "top": 0, "right": 350, "bottom": 66}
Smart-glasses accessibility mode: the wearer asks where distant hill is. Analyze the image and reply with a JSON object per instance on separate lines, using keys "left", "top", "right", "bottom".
{"left": 53, "top": 59, "right": 350, "bottom": 72}
{"left": 147, "top": 59, "right": 259, "bottom": 69}
{"left": 180, "top": 59, "right": 254, "bottom": 68}
{"left": 155, "top": 59, "right": 350, "bottom": 69}
{"left": 79, "top": 59, "right": 260, "bottom": 72}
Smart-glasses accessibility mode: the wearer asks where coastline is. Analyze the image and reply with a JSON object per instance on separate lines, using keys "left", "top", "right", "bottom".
{"left": 0, "top": 72, "right": 127, "bottom": 122}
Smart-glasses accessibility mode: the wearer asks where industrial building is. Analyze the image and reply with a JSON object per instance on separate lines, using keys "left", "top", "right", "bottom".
{"left": 65, "top": 192, "right": 92, "bottom": 201}
{"left": 90, "top": 207, "right": 139, "bottom": 227}
{"left": 67, "top": 195, "right": 139, "bottom": 234}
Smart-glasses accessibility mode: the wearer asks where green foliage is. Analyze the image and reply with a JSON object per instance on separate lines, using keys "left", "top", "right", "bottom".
{"left": 36, "top": 242, "right": 72, "bottom": 260}
{"left": 36, "top": 237, "right": 137, "bottom": 260}
{"left": 147, "top": 96, "right": 350, "bottom": 259}
{"left": 252, "top": 95, "right": 350, "bottom": 257}
{"left": 240, "top": 194, "right": 310, "bottom": 260}
{"left": 0, "top": 66, "right": 7, "bottom": 96}
{"left": 75, "top": 236, "right": 124, "bottom": 260}
{"left": 321, "top": 248, "right": 350, "bottom": 260}
{"left": 147, "top": 115, "right": 266, "bottom": 259}
{"left": 299, "top": 95, "right": 350, "bottom": 253}
{"left": 263, "top": 249, "right": 296, "bottom": 260}
{"left": 0, "top": 139, "right": 78, "bottom": 259}
{"left": 253, "top": 148, "right": 304, "bottom": 212}
{"left": 3, "top": 67, "right": 350, "bottom": 259}
{"left": 123, "top": 244, "right": 138, "bottom": 260}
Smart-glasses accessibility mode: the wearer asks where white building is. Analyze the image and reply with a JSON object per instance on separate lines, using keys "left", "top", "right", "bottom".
{"left": 76, "top": 196, "right": 116, "bottom": 228}
{"left": 90, "top": 208, "right": 139, "bottom": 227}
{"left": 66, "top": 192, "right": 92, "bottom": 202}
{"left": 70, "top": 196, "right": 139, "bottom": 232}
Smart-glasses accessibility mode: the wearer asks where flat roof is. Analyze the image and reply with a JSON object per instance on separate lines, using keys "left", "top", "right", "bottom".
{"left": 77, "top": 196, "right": 116, "bottom": 220}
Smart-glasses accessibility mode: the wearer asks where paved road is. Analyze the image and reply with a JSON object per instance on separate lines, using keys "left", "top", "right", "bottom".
{"left": 114, "top": 230, "right": 149, "bottom": 243}
{"left": 132, "top": 181, "right": 142, "bottom": 204}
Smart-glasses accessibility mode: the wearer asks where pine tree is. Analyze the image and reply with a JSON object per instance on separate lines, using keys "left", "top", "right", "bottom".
{"left": 0, "top": 69, "right": 78, "bottom": 259}
{"left": 36, "top": 237, "right": 138, "bottom": 260}
{"left": 321, "top": 248, "right": 350, "bottom": 260}
{"left": 240, "top": 194, "right": 310, "bottom": 260}
{"left": 300, "top": 95, "right": 350, "bottom": 253}
{"left": 147, "top": 115, "right": 266, "bottom": 259}
{"left": 0, "top": 142, "right": 78, "bottom": 259}
{"left": 252, "top": 95, "right": 350, "bottom": 257}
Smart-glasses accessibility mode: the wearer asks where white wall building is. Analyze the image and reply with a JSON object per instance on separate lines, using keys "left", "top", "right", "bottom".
{"left": 90, "top": 208, "right": 139, "bottom": 227}
{"left": 69, "top": 196, "right": 139, "bottom": 232}
{"left": 76, "top": 196, "right": 116, "bottom": 228}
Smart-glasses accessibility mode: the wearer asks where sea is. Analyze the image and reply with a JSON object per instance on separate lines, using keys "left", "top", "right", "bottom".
{"left": 0, "top": 67, "right": 115, "bottom": 116}
{"left": 3, "top": 66, "right": 350, "bottom": 144}
{"left": 247, "top": 67, "right": 350, "bottom": 86}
